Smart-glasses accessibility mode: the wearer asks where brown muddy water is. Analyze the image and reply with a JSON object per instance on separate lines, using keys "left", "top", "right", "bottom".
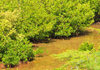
{"left": 1, "top": 23, "right": 100, "bottom": 70}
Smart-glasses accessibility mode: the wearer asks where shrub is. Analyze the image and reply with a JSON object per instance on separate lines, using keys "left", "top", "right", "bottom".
{"left": 0, "top": 10, "right": 20, "bottom": 40}
{"left": 16, "top": 38, "right": 34, "bottom": 61}
{"left": 0, "top": 0, "right": 99, "bottom": 67}
{"left": 0, "top": 0, "right": 95, "bottom": 39}
{"left": 0, "top": 38, "right": 34, "bottom": 66}
{"left": 80, "top": 0, "right": 100, "bottom": 21}
{"left": 50, "top": 0, "right": 94, "bottom": 36}
{"left": 18, "top": 0, "right": 94, "bottom": 38}
{"left": 2, "top": 50, "right": 20, "bottom": 66}
{"left": 0, "top": 10, "right": 34, "bottom": 66}
{"left": 79, "top": 42, "right": 94, "bottom": 51}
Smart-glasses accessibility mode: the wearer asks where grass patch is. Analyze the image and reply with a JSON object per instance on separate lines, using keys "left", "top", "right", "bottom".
{"left": 88, "top": 27, "right": 100, "bottom": 33}
{"left": 53, "top": 42, "right": 100, "bottom": 70}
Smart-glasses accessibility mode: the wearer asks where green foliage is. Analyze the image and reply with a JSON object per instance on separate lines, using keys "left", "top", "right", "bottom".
{"left": 0, "top": 0, "right": 95, "bottom": 39}
{"left": 47, "top": 0, "right": 94, "bottom": 36}
{"left": 53, "top": 42, "right": 99, "bottom": 70}
{"left": 79, "top": 42, "right": 94, "bottom": 51}
{"left": 0, "top": 10, "right": 34, "bottom": 66}
{"left": 0, "top": 0, "right": 99, "bottom": 67}
{"left": 54, "top": 49, "right": 100, "bottom": 70}
{"left": 34, "top": 48, "right": 44, "bottom": 56}
{"left": 0, "top": 10, "right": 19, "bottom": 40}
{"left": 0, "top": 38, "right": 34, "bottom": 66}
{"left": 2, "top": 50, "right": 20, "bottom": 66}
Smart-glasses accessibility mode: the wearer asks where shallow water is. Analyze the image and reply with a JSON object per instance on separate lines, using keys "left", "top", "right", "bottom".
{"left": 1, "top": 23, "right": 100, "bottom": 70}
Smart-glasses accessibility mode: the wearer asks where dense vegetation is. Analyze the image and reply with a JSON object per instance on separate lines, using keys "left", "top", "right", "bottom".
{"left": 0, "top": 0, "right": 100, "bottom": 67}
